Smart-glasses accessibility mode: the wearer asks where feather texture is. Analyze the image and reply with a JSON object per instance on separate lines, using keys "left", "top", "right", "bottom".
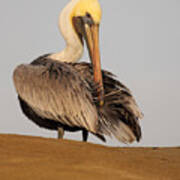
{"left": 13, "top": 55, "right": 143, "bottom": 143}
{"left": 13, "top": 56, "right": 98, "bottom": 133}
{"left": 73, "top": 62, "right": 143, "bottom": 142}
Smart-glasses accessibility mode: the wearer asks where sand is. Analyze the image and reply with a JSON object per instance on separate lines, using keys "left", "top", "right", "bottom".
{"left": 0, "top": 134, "right": 179, "bottom": 180}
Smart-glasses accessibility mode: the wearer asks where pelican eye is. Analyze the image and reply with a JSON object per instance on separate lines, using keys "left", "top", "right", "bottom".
{"left": 86, "top": 12, "right": 91, "bottom": 18}
{"left": 82, "top": 12, "right": 94, "bottom": 26}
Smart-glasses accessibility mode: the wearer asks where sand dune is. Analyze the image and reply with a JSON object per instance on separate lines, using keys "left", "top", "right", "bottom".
{"left": 0, "top": 134, "right": 179, "bottom": 180}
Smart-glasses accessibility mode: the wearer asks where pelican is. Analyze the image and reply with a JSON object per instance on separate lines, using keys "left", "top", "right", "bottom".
{"left": 13, "top": 0, "right": 143, "bottom": 143}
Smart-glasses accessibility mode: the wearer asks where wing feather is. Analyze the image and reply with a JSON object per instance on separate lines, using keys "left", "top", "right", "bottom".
{"left": 13, "top": 60, "right": 98, "bottom": 133}
{"left": 73, "top": 62, "right": 143, "bottom": 143}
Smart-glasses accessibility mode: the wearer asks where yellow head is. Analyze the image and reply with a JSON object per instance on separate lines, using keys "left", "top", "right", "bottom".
{"left": 72, "top": 0, "right": 102, "bottom": 24}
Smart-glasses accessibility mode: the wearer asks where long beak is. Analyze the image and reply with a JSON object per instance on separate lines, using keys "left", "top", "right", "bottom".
{"left": 83, "top": 24, "right": 104, "bottom": 106}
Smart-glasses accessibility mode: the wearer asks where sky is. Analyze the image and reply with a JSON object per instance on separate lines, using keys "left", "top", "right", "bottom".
{"left": 0, "top": 0, "right": 179, "bottom": 147}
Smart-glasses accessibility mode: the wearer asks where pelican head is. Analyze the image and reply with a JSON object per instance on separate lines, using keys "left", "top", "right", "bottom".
{"left": 72, "top": 0, "right": 101, "bottom": 24}
{"left": 71, "top": 0, "right": 102, "bottom": 61}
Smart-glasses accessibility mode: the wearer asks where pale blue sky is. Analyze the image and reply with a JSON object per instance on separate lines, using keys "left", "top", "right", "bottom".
{"left": 0, "top": 0, "right": 179, "bottom": 146}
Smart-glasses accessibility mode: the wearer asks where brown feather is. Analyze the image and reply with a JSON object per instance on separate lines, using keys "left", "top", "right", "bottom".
{"left": 13, "top": 55, "right": 143, "bottom": 143}
{"left": 73, "top": 62, "right": 143, "bottom": 142}
{"left": 13, "top": 56, "right": 98, "bottom": 133}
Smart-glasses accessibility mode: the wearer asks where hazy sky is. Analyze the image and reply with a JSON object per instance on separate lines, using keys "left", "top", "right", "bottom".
{"left": 0, "top": 0, "right": 179, "bottom": 147}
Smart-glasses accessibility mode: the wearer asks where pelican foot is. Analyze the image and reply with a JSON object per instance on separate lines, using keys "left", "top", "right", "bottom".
{"left": 82, "top": 130, "right": 88, "bottom": 142}
{"left": 58, "top": 127, "right": 64, "bottom": 139}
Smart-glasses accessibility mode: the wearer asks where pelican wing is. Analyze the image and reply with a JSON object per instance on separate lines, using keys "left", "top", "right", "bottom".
{"left": 74, "top": 62, "right": 143, "bottom": 143}
{"left": 13, "top": 58, "right": 98, "bottom": 133}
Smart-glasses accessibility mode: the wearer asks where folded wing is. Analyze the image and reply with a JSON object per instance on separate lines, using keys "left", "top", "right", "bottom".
{"left": 74, "top": 62, "right": 143, "bottom": 143}
{"left": 13, "top": 59, "right": 98, "bottom": 133}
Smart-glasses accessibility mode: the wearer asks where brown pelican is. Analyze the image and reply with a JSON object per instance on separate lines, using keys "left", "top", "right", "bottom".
{"left": 13, "top": 0, "right": 143, "bottom": 143}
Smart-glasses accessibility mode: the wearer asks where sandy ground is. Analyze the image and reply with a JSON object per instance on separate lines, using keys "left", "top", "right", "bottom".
{"left": 0, "top": 134, "right": 179, "bottom": 180}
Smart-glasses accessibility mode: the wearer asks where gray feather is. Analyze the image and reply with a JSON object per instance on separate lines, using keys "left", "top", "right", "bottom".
{"left": 13, "top": 59, "right": 98, "bottom": 133}
{"left": 13, "top": 55, "right": 143, "bottom": 143}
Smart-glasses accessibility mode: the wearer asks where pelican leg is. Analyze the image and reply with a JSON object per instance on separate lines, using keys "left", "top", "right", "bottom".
{"left": 82, "top": 130, "right": 89, "bottom": 142}
{"left": 58, "top": 127, "right": 64, "bottom": 139}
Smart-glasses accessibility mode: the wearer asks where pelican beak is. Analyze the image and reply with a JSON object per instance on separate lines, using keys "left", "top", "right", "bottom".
{"left": 83, "top": 23, "right": 104, "bottom": 106}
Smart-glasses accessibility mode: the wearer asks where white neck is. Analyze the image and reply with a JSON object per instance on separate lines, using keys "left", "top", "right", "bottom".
{"left": 49, "top": 0, "right": 83, "bottom": 63}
